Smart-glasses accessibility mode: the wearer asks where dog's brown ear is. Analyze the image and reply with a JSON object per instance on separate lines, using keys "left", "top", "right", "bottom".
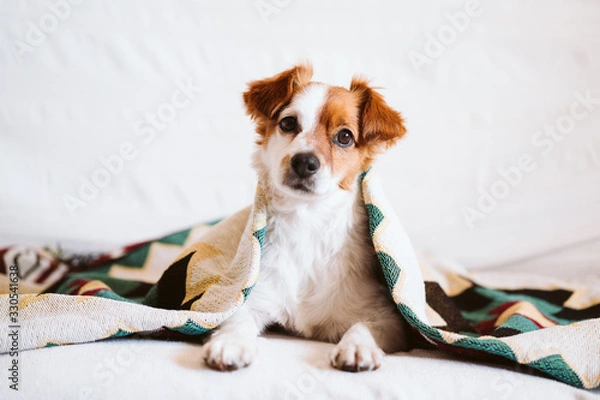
{"left": 243, "top": 63, "right": 313, "bottom": 121}
{"left": 350, "top": 77, "right": 406, "bottom": 150}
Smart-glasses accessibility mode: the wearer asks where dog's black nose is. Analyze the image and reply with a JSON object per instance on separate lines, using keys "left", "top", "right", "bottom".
{"left": 291, "top": 153, "right": 320, "bottom": 178}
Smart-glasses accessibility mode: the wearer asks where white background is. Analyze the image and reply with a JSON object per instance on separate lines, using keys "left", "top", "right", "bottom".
{"left": 1, "top": 0, "right": 599, "bottom": 273}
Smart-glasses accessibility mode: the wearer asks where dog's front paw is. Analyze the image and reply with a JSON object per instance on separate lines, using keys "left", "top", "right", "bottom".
{"left": 203, "top": 336, "right": 257, "bottom": 371}
{"left": 330, "top": 342, "right": 384, "bottom": 372}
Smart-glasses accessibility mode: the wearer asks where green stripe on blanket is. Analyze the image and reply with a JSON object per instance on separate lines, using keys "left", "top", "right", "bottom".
{"left": 0, "top": 169, "right": 598, "bottom": 389}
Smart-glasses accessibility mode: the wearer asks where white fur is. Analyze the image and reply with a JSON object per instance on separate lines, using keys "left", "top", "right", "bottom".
{"left": 203, "top": 84, "right": 409, "bottom": 372}
{"left": 259, "top": 84, "right": 336, "bottom": 199}
{"left": 283, "top": 83, "right": 327, "bottom": 135}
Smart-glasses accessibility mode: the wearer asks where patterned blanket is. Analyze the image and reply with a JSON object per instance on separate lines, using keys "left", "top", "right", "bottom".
{"left": 1, "top": 169, "right": 599, "bottom": 389}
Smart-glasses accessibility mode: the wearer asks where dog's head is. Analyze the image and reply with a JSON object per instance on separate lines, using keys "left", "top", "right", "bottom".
{"left": 244, "top": 63, "right": 406, "bottom": 200}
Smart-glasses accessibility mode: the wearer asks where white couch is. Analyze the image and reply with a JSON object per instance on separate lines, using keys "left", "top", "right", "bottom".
{"left": 1, "top": 0, "right": 599, "bottom": 398}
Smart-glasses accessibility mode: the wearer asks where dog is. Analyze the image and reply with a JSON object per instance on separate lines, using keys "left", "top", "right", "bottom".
{"left": 202, "top": 63, "right": 410, "bottom": 372}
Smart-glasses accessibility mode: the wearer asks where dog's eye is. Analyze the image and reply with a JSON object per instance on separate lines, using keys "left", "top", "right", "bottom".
{"left": 333, "top": 129, "right": 354, "bottom": 147}
{"left": 279, "top": 116, "right": 298, "bottom": 133}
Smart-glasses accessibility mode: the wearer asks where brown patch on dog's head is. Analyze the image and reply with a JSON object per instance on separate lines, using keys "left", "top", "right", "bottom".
{"left": 306, "top": 86, "right": 363, "bottom": 191}
{"left": 243, "top": 63, "right": 313, "bottom": 143}
{"left": 303, "top": 81, "right": 406, "bottom": 191}
{"left": 350, "top": 77, "right": 407, "bottom": 169}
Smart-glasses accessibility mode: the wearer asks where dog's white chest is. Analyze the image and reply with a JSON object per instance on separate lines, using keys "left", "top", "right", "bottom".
{"left": 260, "top": 206, "right": 349, "bottom": 299}
{"left": 247, "top": 197, "right": 382, "bottom": 341}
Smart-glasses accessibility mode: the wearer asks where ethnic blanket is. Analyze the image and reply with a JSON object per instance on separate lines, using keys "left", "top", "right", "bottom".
{"left": 0, "top": 170, "right": 599, "bottom": 389}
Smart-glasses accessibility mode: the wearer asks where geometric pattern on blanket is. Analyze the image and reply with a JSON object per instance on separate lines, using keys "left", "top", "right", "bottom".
{"left": 0, "top": 169, "right": 598, "bottom": 389}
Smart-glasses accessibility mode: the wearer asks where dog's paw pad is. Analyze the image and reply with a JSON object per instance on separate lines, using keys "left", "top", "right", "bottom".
{"left": 203, "top": 337, "right": 256, "bottom": 371}
{"left": 330, "top": 343, "right": 384, "bottom": 372}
